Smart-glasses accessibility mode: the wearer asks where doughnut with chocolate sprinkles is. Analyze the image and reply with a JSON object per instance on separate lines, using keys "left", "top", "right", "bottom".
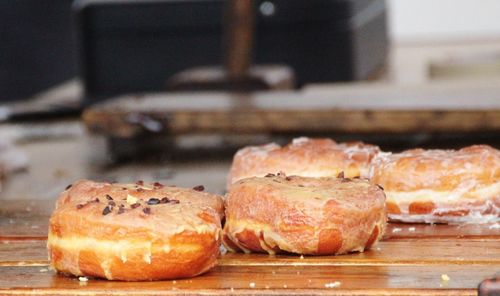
{"left": 48, "top": 179, "right": 224, "bottom": 281}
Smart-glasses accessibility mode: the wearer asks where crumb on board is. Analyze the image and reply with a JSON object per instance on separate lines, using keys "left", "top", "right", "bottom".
{"left": 408, "top": 227, "right": 416, "bottom": 232}
{"left": 249, "top": 282, "right": 256, "bottom": 288}
{"left": 300, "top": 255, "right": 304, "bottom": 259}
{"left": 392, "top": 228, "right": 402, "bottom": 233}
{"left": 441, "top": 274, "right": 450, "bottom": 281}
{"left": 39, "top": 268, "right": 48, "bottom": 273}
{"left": 283, "top": 284, "right": 288, "bottom": 288}
{"left": 219, "top": 245, "right": 228, "bottom": 255}
{"left": 78, "top": 276, "right": 88, "bottom": 282}
{"left": 325, "top": 281, "right": 341, "bottom": 288}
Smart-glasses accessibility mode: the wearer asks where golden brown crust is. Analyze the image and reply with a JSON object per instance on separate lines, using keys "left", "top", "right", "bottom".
{"left": 227, "top": 137, "right": 380, "bottom": 189}
{"left": 48, "top": 180, "right": 224, "bottom": 281}
{"left": 371, "top": 145, "right": 500, "bottom": 223}
{"left": 223, "top": 174, "right": 387, "bottom": 255}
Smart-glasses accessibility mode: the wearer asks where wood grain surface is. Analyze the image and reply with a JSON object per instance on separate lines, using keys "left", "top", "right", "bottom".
{"left": 0, "top": 216, "right": 49, "bottom": 241}
{"left": 1, "top": 238, "right": 499, "bottom": 267}
{"left": 0, "top": 265, "right": 495, "bottom": 295}
{"left": 83, "top": 81, "right": 500, "bottom": 137}
{"left": 0, "top": 220, "right": 498, "bottom": 295}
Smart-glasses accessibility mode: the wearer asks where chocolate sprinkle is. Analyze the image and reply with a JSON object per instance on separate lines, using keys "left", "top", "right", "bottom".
{"left": 117, "top": 205, "right": 125, "bottom": 214}
{"left": 169, "top": 199, "right": 180, "bottom": 204}
{"left": 265, "top": 173, "right": 275, "bottom": 177}
{"left": 285, "top": 176, "right": 292, "bottom": 181}
{"left": 106, "top": 194, "right": 113, "bottom": 200}
{"left": 93, "top": 198, "right": 100, "bottom": 203}
{"left": 147, "top": 198, "right": 160, "bottom": 205}
{"left": 102, "top": 206, "right": 112, "bottom": 215}
{"left": 137, "top": 188, "right": 145, "bottom": 192}
{"left": 193, "top": 185, "right": 205, "bottom": 191}
{"left": 130, "top": 203, "right": 141, "bottom": 209}
{"left": 76, "top": 204, "right": 84, "bottom": 209}
{"left": 65, "top": 184, "right": 72, "bottom": 190}
{"left": 153, "top": 182, "right": 164, "bottom": 188}
{"left": 160, "top": 197, "right": 170, "bottom": 203}
{"left": 143, "top": 207, "right": 151, "bottom": 215}
{"left": 136, "top": 180, "right": 144, "bottom": 186}
{"left": 337, "top": 171, "right": 345, "bottom": 179}
{"left": 376, "top": 184, "right": 384, "bottom": 191}
{"left": 108, "top": 201, "right": 116, "bottom": 206}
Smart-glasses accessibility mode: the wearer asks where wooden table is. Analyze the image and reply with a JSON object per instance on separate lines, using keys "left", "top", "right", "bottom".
{"left": 83, "top": 79, "right": 500, "bottom": 137}
{"left": 0, "top": 124, "right": 499, "bottom": 295}
{"left": 1, "top": 213, "right": 499, "bottom": 295}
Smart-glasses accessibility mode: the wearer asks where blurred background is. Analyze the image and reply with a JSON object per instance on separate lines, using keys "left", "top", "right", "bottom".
{"left": 1, "top": 0, "right": 500, "bottom": 205}
{"left": 3, "top": 0, "right": 500, "bottom": 101}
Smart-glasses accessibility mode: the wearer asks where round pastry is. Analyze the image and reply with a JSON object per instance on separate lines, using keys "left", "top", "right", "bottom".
{"left": 370, "top": 145, "right": 500, "bottom": 223}
{"left": 48, "top": 180, "right": 224, "bottom": 281}
{"left": 222, "top": 173, "right": 386, "bottom": 255}
{"left": 227, "top": 137, "right": 380, "bottom": 189}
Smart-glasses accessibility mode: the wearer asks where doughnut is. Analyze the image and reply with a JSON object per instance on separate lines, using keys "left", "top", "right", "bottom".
{"left": 227, "top": 137, "right": 380, "bottom": 189}
{"left": 222, "top": 173, "right": 386, "bottom": 255}
{"left": 370, "top": 145, "right": 500, "bottom": 223}
{"left": 48, "top": 180, "right": 224, "bottom": 281}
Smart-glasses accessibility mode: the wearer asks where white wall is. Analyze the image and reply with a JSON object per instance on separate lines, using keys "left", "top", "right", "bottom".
{"left": 387, "top": 0, "right": 500, "bottom": 42}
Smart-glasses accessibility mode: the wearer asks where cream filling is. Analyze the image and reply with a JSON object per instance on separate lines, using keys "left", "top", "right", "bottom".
{"left": 47, "top": 232, "right": 210, "bottom": 279}
{"left": 389, "top": 211, "right": 499, "bottom": 224}
{"left": 48, "top": 233, "right": 209, "bottom": 256}
{"left": 386, "top": 183, "right": 500, "bottom": 223}
{"left": 386, "top": 182, "right": 500, "bottom": 204}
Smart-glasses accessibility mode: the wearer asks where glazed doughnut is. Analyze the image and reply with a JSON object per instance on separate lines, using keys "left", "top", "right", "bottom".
{"left": 223, "top": 173, "right": 386, "bottom": 255}
{"left": 48, "top": 180, "right": 224, "bottom": 281}
{"left": 370, "top": 145, "right": 500, "bottom": 223}
{"left": 227, "top": 137, "right": 380, "bottom": 189}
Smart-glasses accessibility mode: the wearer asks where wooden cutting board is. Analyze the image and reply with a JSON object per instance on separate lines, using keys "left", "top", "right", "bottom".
{"left": 83, "top": 81, "right": 500, "bottom": 138}
{"left": 1, "top": 209, "right": 498, "bottom": 295}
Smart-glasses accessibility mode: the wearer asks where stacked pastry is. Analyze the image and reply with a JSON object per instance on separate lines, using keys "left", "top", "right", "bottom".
{"left": 226, "top": 137, "right": 499, "bottom": 226}
{"left": 224, "top": 137, "right": 387, "bottom": 255}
